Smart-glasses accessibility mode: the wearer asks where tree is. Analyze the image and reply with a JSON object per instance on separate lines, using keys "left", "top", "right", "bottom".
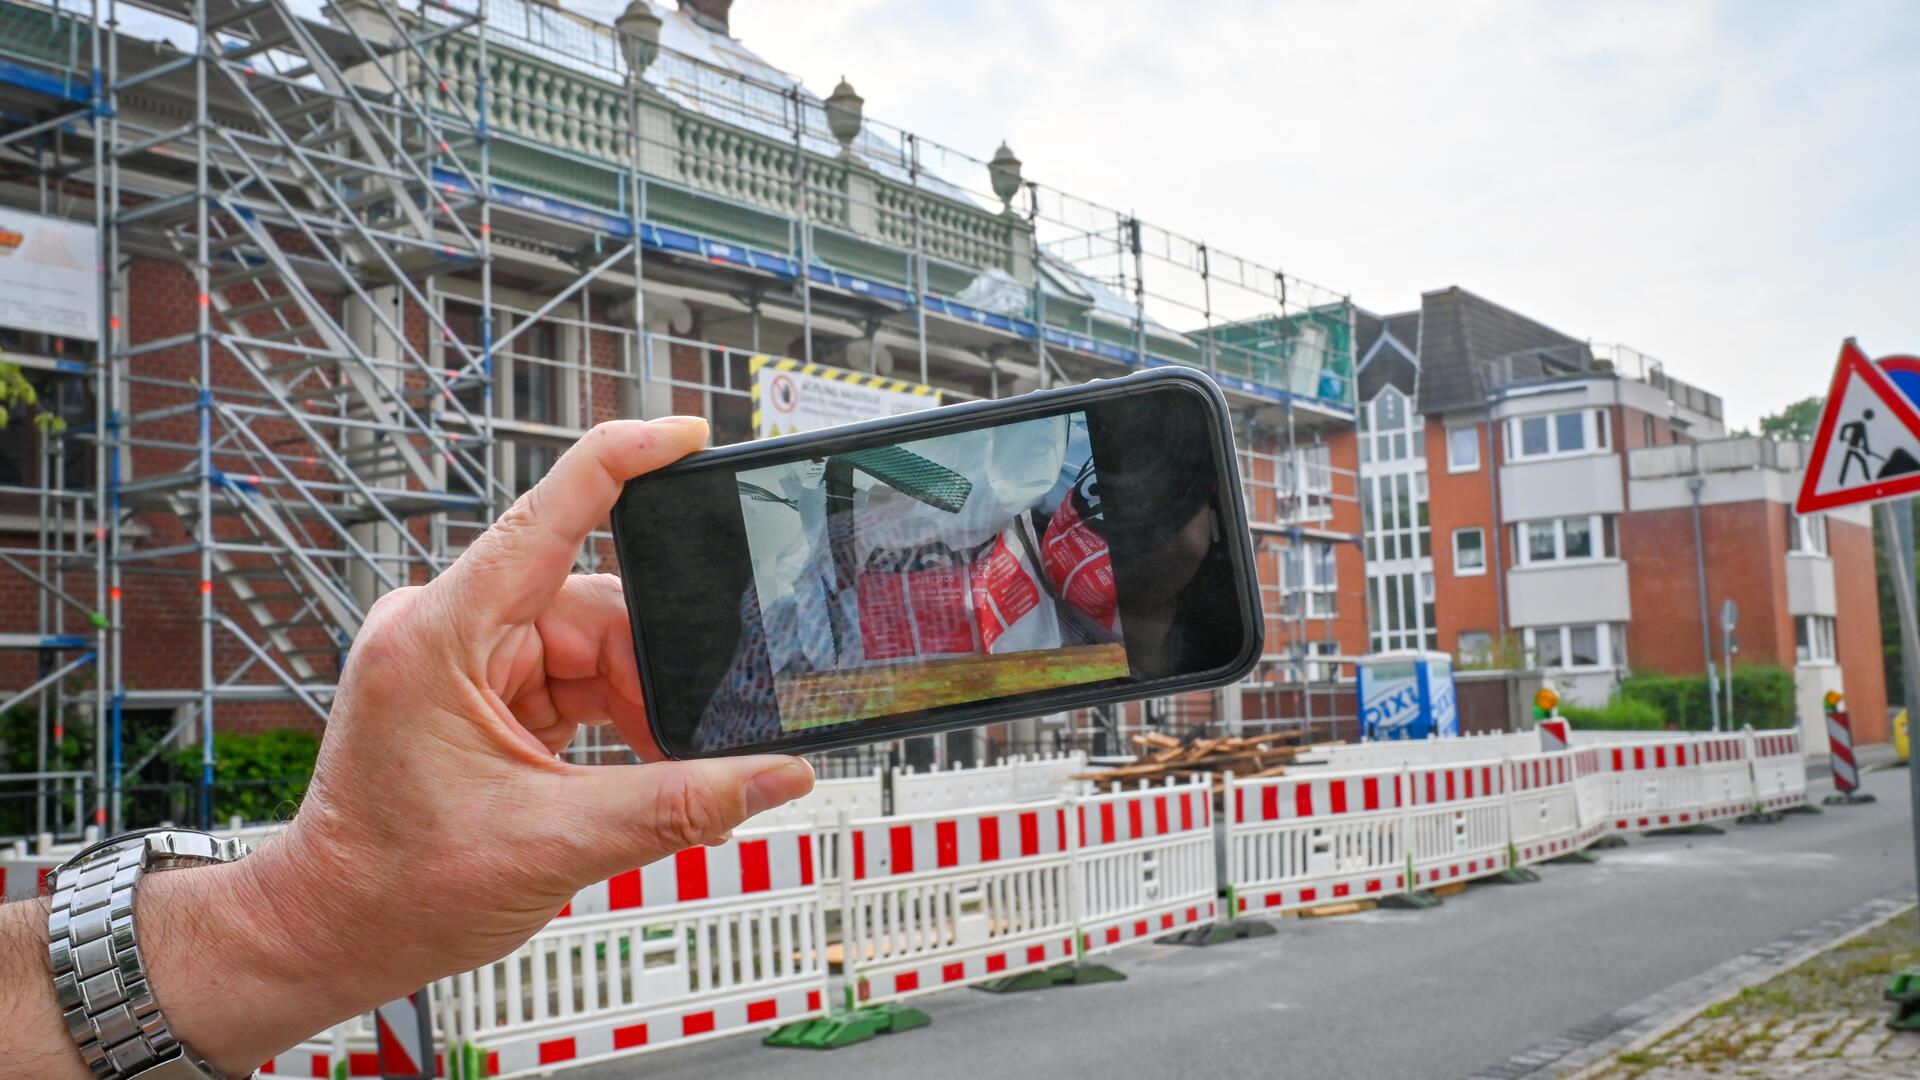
{"left": 1758, "top": 396, "right": 1822, "bottom": 442}
{"left": 0, "top": 351, "right": 68, "bottom": 435}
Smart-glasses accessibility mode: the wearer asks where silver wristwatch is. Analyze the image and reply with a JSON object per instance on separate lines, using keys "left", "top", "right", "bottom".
{"left": 45, "top": 828, "right": 253, "bottom": 1080}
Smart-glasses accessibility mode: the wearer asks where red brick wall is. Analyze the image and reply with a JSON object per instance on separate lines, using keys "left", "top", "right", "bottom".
{"left": 1622, "top": 501, "right": 1792, "bottom": 674}
{"left": 1830, "top": 517, "right": 1889, "bottom": 743}
{"left": 1425, "top": 418, "right": 1502, "bottom": 652}
{"left": 1322, "top": 427, "right": 1370, "bottom": 659}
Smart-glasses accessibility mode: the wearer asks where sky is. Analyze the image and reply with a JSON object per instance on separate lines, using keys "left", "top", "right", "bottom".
{"left": 688, "top": 0, "right": 1920, "bottom": 431}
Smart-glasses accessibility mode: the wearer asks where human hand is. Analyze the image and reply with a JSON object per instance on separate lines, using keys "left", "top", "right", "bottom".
{"left": 139, "top": 418, "right": 815, "bottom": 1075}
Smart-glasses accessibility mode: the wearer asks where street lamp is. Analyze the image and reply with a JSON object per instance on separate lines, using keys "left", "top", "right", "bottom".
{"left": 615, "top": 0, "right": 662, "bottom": 80}
{"left": 988, "top": 141, "right": 1023, "bottom": 211}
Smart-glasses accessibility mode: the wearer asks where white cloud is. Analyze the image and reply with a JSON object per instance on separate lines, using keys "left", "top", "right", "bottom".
{"left": 686, "top": 0, "right": 1920, "bottom": 427}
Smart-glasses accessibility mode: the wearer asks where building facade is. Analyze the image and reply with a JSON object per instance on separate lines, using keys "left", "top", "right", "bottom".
{"left": 1356, "top": 287, "right": 1885, "bottom": 745}
{"left": 0, "top": 0, "right": 1372, "bottom": 831}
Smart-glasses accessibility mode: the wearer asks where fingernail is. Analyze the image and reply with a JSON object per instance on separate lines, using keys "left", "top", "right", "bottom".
{"left": 743, "top": 759, "right": 815, "bottom": 817}
{"left": 656, "top": 415, "right": 709, "bottom": 430}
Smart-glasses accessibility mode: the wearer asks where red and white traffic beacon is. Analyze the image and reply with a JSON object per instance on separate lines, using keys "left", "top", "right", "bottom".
{"left": 1821, "top": 691, "right": 1875, "bottom": 806}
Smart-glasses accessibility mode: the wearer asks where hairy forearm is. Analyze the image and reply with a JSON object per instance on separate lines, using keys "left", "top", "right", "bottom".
{"left": 0, "top": 893, "right": 85, "bottom": 1079}
{"left": 1, "top": 830, "right": 389, "bottom": 1078}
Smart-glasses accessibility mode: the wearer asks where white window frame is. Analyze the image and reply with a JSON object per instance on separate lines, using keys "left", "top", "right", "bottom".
{"left": 1457, "top": 630, "right": 1494, "bottom": 666}
{"left": 1795, "top": 615, "right": 1836, "bottom": 664}
{"left": 1453, "top": 527, "right": 1486, "bottom": 576}
{"left": 1511, "top": 513, "right": 1616, "bottom": 567}
{"left": 1505, "top": 408, "right": 1611, "bottom": 463}
{"left": 1524, "top": 622, "right": 1618, "bottom": 671}
{"left": 1446, "top": 425, "right": 1480, "bottom": 473}
{"left": 1283, "top": 540, "right": 1339, "bottom": 620}
{"left": 1787, "top": 512, "right": 1828, "bottom": 556}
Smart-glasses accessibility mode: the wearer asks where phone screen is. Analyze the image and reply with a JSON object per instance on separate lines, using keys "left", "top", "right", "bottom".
{"left": 615, "top": 377, "right": 1257, "bottom": 756}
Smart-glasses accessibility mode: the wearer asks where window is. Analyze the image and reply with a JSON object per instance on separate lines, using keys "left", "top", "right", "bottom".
{"left": 1525, "top": 623, "right": 1619, "bottom": 670}
{"left": 1453, "top": 528, "right": 1486, "bottom": 574}
{"left": 1282, "top": 540, "right": 1338, "bottom": 618}
{"left": 1512, "top": 514, "right": 1617, "bottom": 566}
{"left": 1368, "top": 570, "right": 1437, "bottom": 652}
{"left": 1507, "top": 409, "right": 1607, "bottom": 461}
{"left": 1458, "top": 631, "right": 1494, "bottom": 666}
{"left": 1788, "top": 512, "right": 1828, "bottom": 555}
{"left": 507, "top": 318, "right": 563, "bottom": 492}
{"left": 1554, "top": 411, "right": 1585, "bottom": 453}
{"left": 1795, "top": 615, "right": 1836, "bottom": 663}
{"left": 1447, "top": 426, "right": 1479, "bottom": 472}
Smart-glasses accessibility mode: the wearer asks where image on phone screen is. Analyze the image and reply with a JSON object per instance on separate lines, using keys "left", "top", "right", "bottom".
{"left": 715, "top": 410, "right": 1125, "bottom": 747}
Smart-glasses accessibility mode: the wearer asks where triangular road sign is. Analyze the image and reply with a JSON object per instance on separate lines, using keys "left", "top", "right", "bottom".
{"left": 1797, "top": 340, "right": 1920, "bottom": 513}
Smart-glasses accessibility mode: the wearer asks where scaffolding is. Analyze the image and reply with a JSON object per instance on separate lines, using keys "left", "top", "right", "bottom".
{"left": 0, "top": 0, "right": 1362, "bottom": 835}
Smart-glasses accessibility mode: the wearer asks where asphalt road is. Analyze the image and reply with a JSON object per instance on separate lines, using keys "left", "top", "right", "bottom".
{"left": 569, "top": 767, "right": 1918, "bottom": 1080}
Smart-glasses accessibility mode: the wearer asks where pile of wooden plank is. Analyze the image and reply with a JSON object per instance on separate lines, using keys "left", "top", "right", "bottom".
{"left": 1074, "top": 730, "right": 1305, "bottom": 792}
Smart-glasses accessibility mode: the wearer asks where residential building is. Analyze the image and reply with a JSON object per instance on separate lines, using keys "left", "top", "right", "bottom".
{"left": 1355, "top": 287, "right": 1885, "bottom": 746}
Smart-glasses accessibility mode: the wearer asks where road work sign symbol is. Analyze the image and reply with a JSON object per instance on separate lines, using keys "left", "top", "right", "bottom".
{"left": 1796, "top": 340, "right": 1920, "bottom": 513}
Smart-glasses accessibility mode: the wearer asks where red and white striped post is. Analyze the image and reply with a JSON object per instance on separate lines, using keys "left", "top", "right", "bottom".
{"left": 374, "top": 989, "right": 437, "bottom": 1080}
{"left": 1822, "top": 691, "right": 1876, "bottom": 806}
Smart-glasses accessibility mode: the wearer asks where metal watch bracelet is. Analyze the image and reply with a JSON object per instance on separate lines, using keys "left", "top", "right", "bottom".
{"left": 45, "top": 829, "right": 252, "bottom": 1080}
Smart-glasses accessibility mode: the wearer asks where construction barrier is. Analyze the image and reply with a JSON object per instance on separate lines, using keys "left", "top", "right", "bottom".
{"left": 1750, "top": 729, "right": 1810, "bottom": 812}
{"left": 1073, "top": 778, "right": 1217, "bottom": 955}
{"left": 752, "top": 770, "right": 884, "bottom": 886}
{"left": 1224, "top": 766, "right": 1411, "bottom": 915}
{"left": 446, "top": 825, "right": 828, "bottom": 1078}
{"left": 1402, "top": 758, "right": 1513, "bottom": 889}
{"left": 1693, "top": 731, "right": 1758, "bottom": 822}
{"left": 1304, "top": 730, "right": 1540, "bottom": 772}
{"left": 838, "top": 800, "right": 1079, "bottom": 1007}
{"left": 1507, "top": 751, "right": 1584, "bottom": 866}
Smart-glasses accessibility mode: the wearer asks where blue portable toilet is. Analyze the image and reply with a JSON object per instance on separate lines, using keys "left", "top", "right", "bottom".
{"left": 1356, "top": 650, "right": 1460, "bottom": 741}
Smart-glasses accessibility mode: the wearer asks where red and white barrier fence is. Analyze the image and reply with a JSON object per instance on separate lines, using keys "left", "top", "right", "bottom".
{"left": 1402, "top": 759, "right": 1512, "bottom": 889}
{"left": 1751, "top": 729, "right": 1810, "bottom": 812}
{"left": 445, "top": 824, "right": 829, "bottom": 1078}
{"left": 1224, "top": 766, "right": 1411, "bottom": 916}
{"left": 1074, "top": 778, "right": 1217, "bottom": 955}
{"left": 1508, "top": 751, "right": 1584, "bottom": 866}
{"left": 839, "top": 800, "right": 1079, "bottom": 1007}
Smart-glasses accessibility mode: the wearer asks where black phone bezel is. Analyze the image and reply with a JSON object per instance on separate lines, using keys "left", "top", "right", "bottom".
{"left": 611, "top": 366, "right": 1265, "bottom": 759}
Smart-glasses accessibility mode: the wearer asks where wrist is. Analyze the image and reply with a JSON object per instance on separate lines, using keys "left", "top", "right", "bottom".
{"left": 137, "top": 826, "right": 388, "bottom": 1076}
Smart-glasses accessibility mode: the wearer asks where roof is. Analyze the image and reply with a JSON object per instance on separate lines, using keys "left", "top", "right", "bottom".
{"left": 1355, "top": 306, "right": 1419, "bottom": 402}
{"left": 1412, "top": 286, "right": 1587, "bottom": 415}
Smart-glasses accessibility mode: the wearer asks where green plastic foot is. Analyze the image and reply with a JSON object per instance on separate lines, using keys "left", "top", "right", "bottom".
{"left": 1785, "top": 803, "right": 1823, "bottom": 815}
{"left": 1548, "top": 850, "right": 1600, "bottom": 865}
{"left": 1737, "top": 809, "right": 1785, "bottom": 825}
{"left": 1886, "top": 968, "right": 1920, "bottom": 1031}
{"left": 1381, "top": 889, "right": 1443, "bottom": 910}
{"left": 763, "top": 1003, "right": 931, "bottom": 1049}
{"left": 1491, "top": 867, "right": 1541, "bottom": 884}
{"left": 1589, "top": 835, "right": 1629, "bottom": 850}
{"left": 1823, "top": 792, "right": 1878, "bottom": 806}
{"left": 1156, "top": 920, "right": 1276, "bottom": 947}
{"left": 973, "top": 962, "right": 1126, "bottom": 993}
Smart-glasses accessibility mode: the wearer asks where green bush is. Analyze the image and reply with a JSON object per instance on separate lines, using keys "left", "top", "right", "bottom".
{"left": 1617, "top": 665, "right": 1797, "bottom": 730}
{"left": 1560, "top": 696, "right": 1666, "bottom": 731}
{"left": 171, "top": 729, "right": 318, "bottom": 824}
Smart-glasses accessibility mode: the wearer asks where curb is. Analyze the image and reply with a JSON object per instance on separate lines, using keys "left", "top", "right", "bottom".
{"left": 1461, "top": 891, "right": 1918, "bottom": 1080}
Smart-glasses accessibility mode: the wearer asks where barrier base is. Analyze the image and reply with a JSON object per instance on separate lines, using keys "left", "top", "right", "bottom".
{"left": 1380, "top": 889, "right": 1443, "bottom": 910}
{"left": 1157, "top": 920, "right": 1277, "bottom": 947}
{"left": 1823, "top": 792, "right": 1878, "bottom": 806}
{"left": 1785, "top": 803, "right": 1824, "bottom": 815}
{"left": 1737, "top": 809, "right": 1786, "bottom": 825}
{"left": 1548, "top": 850, "right": 1600, "bottom": 865}
{"left": 1886, "top": 968, "right": 1920, "bottom": 1031}
{"left": 1646, "top": 823, "right": 1726, "bottom": 837}
{"left": 974, "top": 962, "right": 1126, "bottom": 993}
{"left": 1589, "top": 835, "right": 1629, "bottom": 850}
{"left": 764, "top": 1004, "right": 931, "bottom": 1049}
{"left": 1491, "top": 867, "right": 1540, "bottom": 885}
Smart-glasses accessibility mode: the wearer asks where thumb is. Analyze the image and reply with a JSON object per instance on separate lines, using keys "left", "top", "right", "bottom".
{"left": 567, "top": 756, "right": 815, "bottom": 882}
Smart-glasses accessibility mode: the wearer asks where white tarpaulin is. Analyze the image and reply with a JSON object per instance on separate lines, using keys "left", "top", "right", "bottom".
{"left": 751, "top": 357, "right": 938, "bottom": 439}
{"left": 0, "top": 208, "right": 98, "bottom": 342}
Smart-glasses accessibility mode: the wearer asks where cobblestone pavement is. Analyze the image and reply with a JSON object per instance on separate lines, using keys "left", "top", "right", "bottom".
{"left": 1584, "top": 910, "right": 1920, "bottom": 1078}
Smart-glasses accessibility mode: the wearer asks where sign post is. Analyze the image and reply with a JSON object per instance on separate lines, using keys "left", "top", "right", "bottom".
{"left": 1721, "top": 599, "right": 1738, "bottom": 731}
{"left": 1795, "top": 340, "right": 1920, "bottom": 1013}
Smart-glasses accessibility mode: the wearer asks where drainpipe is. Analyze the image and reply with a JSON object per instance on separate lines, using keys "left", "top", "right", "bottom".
{"left": 1687, "top": 473, "right": 1723, "bottom": 730}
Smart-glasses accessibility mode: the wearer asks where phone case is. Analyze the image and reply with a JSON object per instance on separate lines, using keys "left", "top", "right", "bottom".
{"left": 612, "top": 366, "right": 1265, "bottom": 759}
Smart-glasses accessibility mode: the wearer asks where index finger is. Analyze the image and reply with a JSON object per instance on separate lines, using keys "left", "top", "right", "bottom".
{"left": 443, "top": 417, "right": 708, "bottom": 626}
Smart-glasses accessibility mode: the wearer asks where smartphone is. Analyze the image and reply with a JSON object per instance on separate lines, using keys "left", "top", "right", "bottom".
{"left": 611, "top": 366, "right": 1263, "bottom": 758}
